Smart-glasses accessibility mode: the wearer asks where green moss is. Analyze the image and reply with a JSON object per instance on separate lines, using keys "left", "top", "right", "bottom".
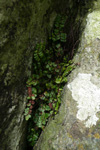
{"left": 94, "top": 0, "right": 100, "bottom": 9}
{"left": 33, "top": 102, "right": 66, "bottom": 149}
{"left": 0, "top": 0, "right": 59, "bottom": 88}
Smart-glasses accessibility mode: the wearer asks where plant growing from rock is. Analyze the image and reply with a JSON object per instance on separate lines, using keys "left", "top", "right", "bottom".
{"left": 24, "top": 14, "right": 75, "bottom": 147}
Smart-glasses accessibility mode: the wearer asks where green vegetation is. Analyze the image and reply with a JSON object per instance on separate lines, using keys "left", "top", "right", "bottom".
{"left": 24, "top": 15, "right": 75, "bottom": 147}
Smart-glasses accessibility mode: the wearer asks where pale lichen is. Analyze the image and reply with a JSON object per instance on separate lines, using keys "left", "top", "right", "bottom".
{"left": 84, "top": 11, "right": 100, "bottom": 44}
{"left": 67, "top": 73, "right": 100, "bottom": 128}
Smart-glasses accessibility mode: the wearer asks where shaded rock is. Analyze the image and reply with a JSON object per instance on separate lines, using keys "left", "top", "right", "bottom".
{"left": 0, "top": 0, "right": 69, "bottom": 150}
{"left": 33, "top": 0, "right": 100, "bottom": 150}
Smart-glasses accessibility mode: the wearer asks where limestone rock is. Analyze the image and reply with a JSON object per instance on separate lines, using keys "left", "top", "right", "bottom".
{"left": 34, "top": 0, "right": 100, "bottom": 150}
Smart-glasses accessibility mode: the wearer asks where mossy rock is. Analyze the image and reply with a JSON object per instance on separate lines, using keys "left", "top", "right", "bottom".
{"left": 0, "top": 0, "right": 69, "bottom": 149}
{"left": 33, "top": 0, "right": 100, "bottom": 150}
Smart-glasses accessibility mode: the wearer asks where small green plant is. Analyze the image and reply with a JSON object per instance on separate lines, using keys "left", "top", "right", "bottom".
{"left": 24, "top": 14, "right": 75, "bottom": 147}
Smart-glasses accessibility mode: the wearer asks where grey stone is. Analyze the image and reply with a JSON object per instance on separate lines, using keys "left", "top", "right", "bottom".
{"left": 34, "top": 0, "right": 100, "bottom": 150}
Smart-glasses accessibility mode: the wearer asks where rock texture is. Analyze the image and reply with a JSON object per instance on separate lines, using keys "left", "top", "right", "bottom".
{"left": 0, "top": 0, "right": 68, "bottom": 150}
{"left": 34, "top": 0, "right": 100, "bottom": 150}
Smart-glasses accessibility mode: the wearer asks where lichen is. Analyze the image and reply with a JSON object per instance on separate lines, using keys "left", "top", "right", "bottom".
{"left": 67, "top": 73, "right": 100, "bottom": 128}
{"left": 78, "top": 144, "right": 84, "bottom": 150}
{"left": 94, "top": 133, "right": 100, "bottom": 139}
{"left": 84, "top": 10, "right": 100, "bottom": 44}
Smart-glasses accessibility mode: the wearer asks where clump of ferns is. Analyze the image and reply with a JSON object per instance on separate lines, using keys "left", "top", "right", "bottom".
{"left": 24, "top": 14, "right": 76, "bottom": 147}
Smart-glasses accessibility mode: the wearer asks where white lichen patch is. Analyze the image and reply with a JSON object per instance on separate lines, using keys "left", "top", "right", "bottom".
{"left": 67, "top": 73, "right": 100, "bottom": 128}
{"left": 84, "top": 11, "right": 100, "bottom": 43}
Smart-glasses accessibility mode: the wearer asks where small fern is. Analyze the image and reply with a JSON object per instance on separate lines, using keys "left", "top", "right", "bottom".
{"left": 25, "top": 14, "right": 75, "bottom": 147}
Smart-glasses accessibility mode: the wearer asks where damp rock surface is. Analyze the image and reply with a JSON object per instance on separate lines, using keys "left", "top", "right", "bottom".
{"left": 34, "top": 0, "right": 100, "bottom": 150}
{"left": 0, "top": 0, "right": 68, "bottom": 149}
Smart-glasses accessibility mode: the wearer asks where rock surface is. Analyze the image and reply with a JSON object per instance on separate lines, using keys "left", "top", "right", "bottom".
{"left": 34, "top": 0, "right": 100, "bottom": 149}
{"left": 0, "top": 0, "right": 68, "bottom": 150}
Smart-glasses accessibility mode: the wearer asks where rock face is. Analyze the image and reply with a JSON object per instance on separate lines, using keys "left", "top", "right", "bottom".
{"left": 0, "top": 0, "right": 68, "bottom": 150}
{"left": 34, "top": 0, "right": 100, "bottom": 150}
